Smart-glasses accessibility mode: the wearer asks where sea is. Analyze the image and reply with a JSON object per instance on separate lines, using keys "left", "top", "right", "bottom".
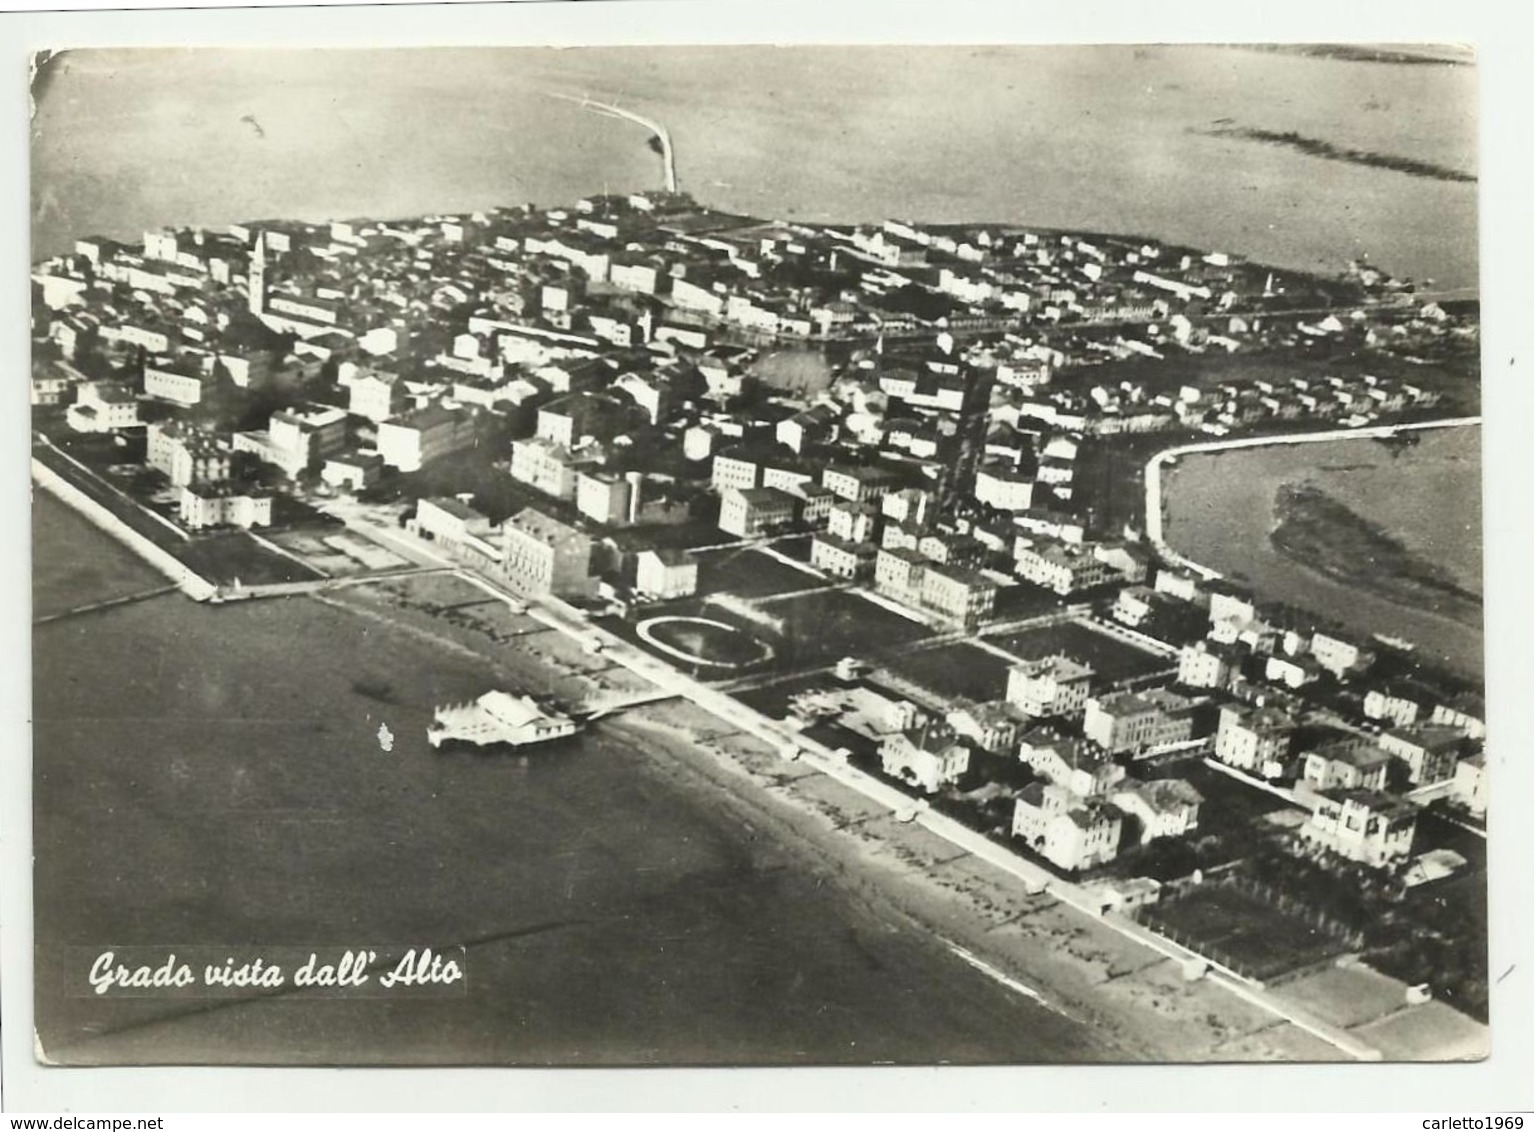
{"left": 33, "top": 492, "right": 1111, "bottom": 1064}
{"left": 30, "top": 44, "right": 1482, "bottom": 1062}
{"left": 32, "top": 45, "right": 1478, "bottom": 289}
{"left": 1161, "top": 426, "right": 1484, "bottom": 679}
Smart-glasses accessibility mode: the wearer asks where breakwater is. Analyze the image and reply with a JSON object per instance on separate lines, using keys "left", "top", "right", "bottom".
{"left": 31, "top": 457, "right": 216, "bottom": 601}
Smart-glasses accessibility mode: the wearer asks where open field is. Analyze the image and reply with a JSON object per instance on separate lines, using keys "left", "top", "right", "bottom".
{"left": 1352, "top": 999, "right": 1490, "bottom": 1061}
{"left": 1149, "top": 759, "right": 1296, "bottom": 837}
{"left": 882, "top": 641, "right": 1015, "bottom": 705}
{"left": 622, "top": 585, "right": 936, "bottom": 677}
{"left": 992, "top": 581, "right": 1070, "bottom": 620}
{"left": 728, "top": 673, "right": 838, "bottom": 721}
{"left": 983, "top": 619, "right": 1171, "bottom": 684}
{"left": 1140, "top": 882, "right": 1351, "bottom": 984}
{"left": 694, "top": 545, "right": 831, "bottom": 600}
{"left": 1272, "top": 963, "right": 1406, "bottom": 1030}
{"left": 756, "top": 587, "right": 936, "bottom": 668}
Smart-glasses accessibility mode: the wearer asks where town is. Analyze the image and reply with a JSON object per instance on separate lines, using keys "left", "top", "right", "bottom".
{"left": 30, "top": 187, "right": 1486, "bottom": 1030}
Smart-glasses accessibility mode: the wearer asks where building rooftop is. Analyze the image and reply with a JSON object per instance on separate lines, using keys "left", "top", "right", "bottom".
{"left": 921, "top": 560, "right": 995, "bottom": 590}
{"left": 391, "top": 403, "right": 467, "bottom": 431}
{"left": 327, "top": 451, "right": 384, "bottom": 469}
{"left": 504, "top": 507, "right": 589, "bottom": 549}
{"left": 423, "top": 496, "right": 486, "bottom": 522}
{"left": 1119, "top": 777, "right": 1204, "bottom": 811}
{"left": 1319, "top": 787, "right": 1419, "bottom": 821}
{"left": 733, "top": 486, "right": 798, "bottom": 508}
{"left": 1385, "top": 724, "right": 1467, "bottom": 753}
{"left": 1065, "top": 802, "right": 1119, "bottom": 832}
{"left": 1011, "top": 653, "right": 1094, "bottom": 683}
{"left": 640, "top": 547, "right": 695, "bottom": 567}
{"left": 273, "top": 404, "right": 348, "bottom": 430}
{"left": 1093, "top": 688, "right": 1191, "bottom": 717}
{"left": 896, "top": 720, "right": 965, "bottom": 756}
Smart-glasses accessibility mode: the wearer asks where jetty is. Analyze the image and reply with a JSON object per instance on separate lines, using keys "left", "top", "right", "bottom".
{"left": 549, "top": 92, "right": 677, "bottom": 192}
{"left": 34, "top": 584, "right": 180, "bottom": 626}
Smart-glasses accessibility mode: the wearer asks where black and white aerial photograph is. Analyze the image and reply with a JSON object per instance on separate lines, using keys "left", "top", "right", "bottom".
{"left": 21, "top": 18, "right": 1507, "bottom": 1087}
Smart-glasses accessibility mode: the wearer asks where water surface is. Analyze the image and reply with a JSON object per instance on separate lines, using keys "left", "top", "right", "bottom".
{"left": 32, "top": 45, "right": 1478, "bottom": 288}
{"left": 1163, "top": 426, "right": 1483, "bottom": 678}
{"left": 31, "top": 492, "right": 1108, "bottom": 1065}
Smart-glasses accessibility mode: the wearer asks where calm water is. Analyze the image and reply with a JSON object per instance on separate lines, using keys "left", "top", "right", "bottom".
{"left": 29, "top": 45, "right": 1483, "bottom": 1060}
{"left": 1163, "top": 426, "right": 1484, "bottom": 679}
{"left": 31, "top": 492, "right": 1108, "bottom": 1065}
{"left": 32, "top": 45, "right": 1478, "bottom": 288}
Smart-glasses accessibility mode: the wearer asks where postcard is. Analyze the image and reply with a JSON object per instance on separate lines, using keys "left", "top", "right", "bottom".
{"left": 21, "top": 28, "right": 1506, "bottom": 1092}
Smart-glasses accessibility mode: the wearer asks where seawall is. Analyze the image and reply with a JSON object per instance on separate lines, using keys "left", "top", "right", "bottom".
{"left": 32, "top": 457, "right": 217, "bottom": 601}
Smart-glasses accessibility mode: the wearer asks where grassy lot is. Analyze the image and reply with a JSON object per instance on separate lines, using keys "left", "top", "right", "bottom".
{"left": 764, "top": 588, "right": 935, "bottom": 668}
{"left": 730, "top": 674, "right": 836, "bottom": 721}
{"left": 35, "top": 444, "right": 320, "bottom": 587}
{"left": 1366, "top": 866, "right": 1488, "bottom": 1023}
{"left": 694, "top": 546, "right": 831, "bottom": 600}
{"left": 1148, "top": 758, "right": 1296, "bottom": 837}
{"left": 1274, "top": 963, "right": 1410, "bottom": 1030}
{"left": 769, "top": 534, "right": 814, "bottom": 562}
{"left": 882, "top": 641, "right": 1015, "bottom": 705}
{"left": 1140, "top": 881, "right": 1351, "bottom": 983}
{"left": 179, "top": 534, "right": 322, "bottom": 586}
{"left": 1072, "top": 432, "right": 1183, "bottom": 537}
{"left": 992, "top": 582, "right": 1069, "bottom": 621}
{"left": 600, "top": 604, "right": 779, "bottom": 680}
{"left": 1096, "top": 758, "right": 1301, "bottom": 877}
{"left": 983, "top": 619, "right": 1171, "bottom": 684}
{"left": 636, "top": 587, "right": 933, "bottom": 675}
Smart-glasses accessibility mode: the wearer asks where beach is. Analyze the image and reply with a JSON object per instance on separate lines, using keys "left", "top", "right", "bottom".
{"left": 27, "top": 40, "right": 1488, "bottom": 1062}
{"left": 34, "top": 496, "right": 1110, "bottom": 1066}
{"left": 34, "top": 487, "right": 1491, "bottom": 1063}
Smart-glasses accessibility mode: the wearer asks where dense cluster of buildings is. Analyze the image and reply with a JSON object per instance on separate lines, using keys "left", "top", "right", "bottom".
{"left": 788, "top": 541, "right": 1483, "bottom": 876}
{"left": 30, "top": 193, "right": 1481, "bottom": 884}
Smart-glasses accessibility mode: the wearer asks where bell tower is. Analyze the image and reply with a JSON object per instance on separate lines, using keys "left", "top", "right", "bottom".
{"left": 247, "top": 231, "right": 267, "bottom": 316}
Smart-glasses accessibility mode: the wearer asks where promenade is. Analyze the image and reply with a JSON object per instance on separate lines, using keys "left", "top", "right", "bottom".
{"left": 449, "top": 563, "right": 1398, "bottom": 1061}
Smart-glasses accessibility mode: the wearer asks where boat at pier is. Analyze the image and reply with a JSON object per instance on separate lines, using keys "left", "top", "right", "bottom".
{"left": 427, "top": 690, "right": 581, "bottom": 751}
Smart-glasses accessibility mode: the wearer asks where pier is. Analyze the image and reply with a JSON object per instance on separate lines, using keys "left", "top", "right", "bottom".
{"left": 549, "top": 92, "right": 677, "bottom": 192}
{"left": 35, "top": 584, "right": 180, "bottom": 626}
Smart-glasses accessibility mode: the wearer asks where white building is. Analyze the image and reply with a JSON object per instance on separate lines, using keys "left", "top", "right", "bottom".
{"left": 974, "top": 466, "right": 1036, "bottom": 512}
{"left": 1213, "top": 704, "right": 1294, "bottom": 779}
{"left": 1301, "top": 789, "right": 1418, "bottom": 869}
{"left": 1109, "top": 779, "right": 1203, "bottom": 845}
{"left": 1005, "top": 655, "right": 1093, "bottom": 717}
{"left": 1011, "top": 783, "right": 1122, "bottom": 872}
{"left": 427, "top": 691, "right": 579, "bottom": 749}
{"left": 377, "top": 405, "right": 476, "bottom": 473}
{"left": 178, "top": 485, "right": 272, "bottom": 531}
{"left": 635, "top": 548, "right": 699, "bottom": 600}
{"left": 878, "top": 724, "right": 971, "bottom": 794}
{"left": 66, "top": 381, "right": 141, "bottom": 433}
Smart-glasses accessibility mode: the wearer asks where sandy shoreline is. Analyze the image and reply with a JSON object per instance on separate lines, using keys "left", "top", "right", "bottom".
{"left": 607, "top": 704, "right": 1343, "bottom": 1063}
{"left": 329, "top": 573, "right": 1348, "bottom": 1063}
